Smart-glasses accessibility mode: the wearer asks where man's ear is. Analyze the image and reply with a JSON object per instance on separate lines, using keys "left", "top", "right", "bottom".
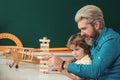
{"left": 94, "top": 21, "right": 101, "bottom": 30}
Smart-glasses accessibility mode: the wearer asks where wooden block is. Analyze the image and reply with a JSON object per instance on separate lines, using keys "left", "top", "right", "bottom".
{"left": 39, "top": 37, "right": 50, "bottom": 73}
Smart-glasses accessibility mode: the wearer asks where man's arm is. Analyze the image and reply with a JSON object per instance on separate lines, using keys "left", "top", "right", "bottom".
{"left": 63, "top": 39, "right": 120, "bottom": 78}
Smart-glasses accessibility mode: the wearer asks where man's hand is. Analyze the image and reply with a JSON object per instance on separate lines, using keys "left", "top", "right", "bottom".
{"left": 48, "top": 55, "right": 63, "bottom": 71}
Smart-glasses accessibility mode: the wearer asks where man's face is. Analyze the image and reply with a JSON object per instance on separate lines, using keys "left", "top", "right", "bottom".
{"left": 77, "top": 19, "right": 99, "bottom": 46}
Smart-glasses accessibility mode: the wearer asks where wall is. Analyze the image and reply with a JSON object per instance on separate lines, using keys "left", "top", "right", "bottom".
{"left": 0, "top": 0, "right": 120, "bottom": 48}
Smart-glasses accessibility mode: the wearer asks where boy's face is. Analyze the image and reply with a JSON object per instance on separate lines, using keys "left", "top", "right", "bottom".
{"left": 69, "top": 44, "right": 86, "bottom": 60}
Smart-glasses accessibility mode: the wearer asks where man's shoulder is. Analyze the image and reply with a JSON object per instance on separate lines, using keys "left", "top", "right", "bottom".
{"left": 97, "top": 27, "right": 120, "bottom": 47}
{"left": 102, "top": 27, "right": 120, "bottom": 40}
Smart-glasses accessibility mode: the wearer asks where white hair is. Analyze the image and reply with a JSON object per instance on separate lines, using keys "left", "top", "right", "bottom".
{"left": 75, "top": 5, "right": 105, "bottom": 28}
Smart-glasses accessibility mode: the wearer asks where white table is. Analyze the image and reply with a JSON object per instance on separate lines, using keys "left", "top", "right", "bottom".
{"left": 0, "top": 52, "right": 72, "bottom": 80}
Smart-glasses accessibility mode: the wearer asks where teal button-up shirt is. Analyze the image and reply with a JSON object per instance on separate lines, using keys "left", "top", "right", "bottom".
{"left": 68, "top": 27, "right": 120, "bottom": 80}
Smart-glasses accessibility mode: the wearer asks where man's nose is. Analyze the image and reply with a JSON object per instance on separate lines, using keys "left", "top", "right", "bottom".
{"left": 81, "top": 31, "right": 85, "bottom": 37}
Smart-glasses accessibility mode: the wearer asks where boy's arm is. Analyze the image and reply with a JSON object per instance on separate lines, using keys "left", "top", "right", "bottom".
{"left": 65, "top": 57, "right": 76, "bottom": 62}
{"left": 61, "top": 70, "right": 83, "bottom": 80}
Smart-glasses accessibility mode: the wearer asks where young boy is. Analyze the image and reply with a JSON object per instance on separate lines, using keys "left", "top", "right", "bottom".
{"left": 62, "top": 33, "right": 91, "bottom": 80}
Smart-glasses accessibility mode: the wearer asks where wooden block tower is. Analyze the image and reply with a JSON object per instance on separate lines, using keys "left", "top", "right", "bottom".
{"left": 39, "top": 37, "right": 50, "bottom": 73}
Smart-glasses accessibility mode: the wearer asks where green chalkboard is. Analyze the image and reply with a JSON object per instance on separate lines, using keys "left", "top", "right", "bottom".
{"left": 0, "top": 0, "right": 120, "bottom": 48}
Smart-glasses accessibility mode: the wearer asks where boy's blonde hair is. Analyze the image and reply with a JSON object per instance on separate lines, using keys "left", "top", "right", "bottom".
{"left": 67, "top": 33, "right": 90, "bottom": 54}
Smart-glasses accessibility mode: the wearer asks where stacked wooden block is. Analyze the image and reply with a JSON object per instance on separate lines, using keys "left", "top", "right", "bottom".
{"left": 39, "top": 37, "right": 50, "bottom": 73}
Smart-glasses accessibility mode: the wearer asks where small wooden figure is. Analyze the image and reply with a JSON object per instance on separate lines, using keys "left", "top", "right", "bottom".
{"left": 39, "top": 37, "right": 50, "bottom": 73}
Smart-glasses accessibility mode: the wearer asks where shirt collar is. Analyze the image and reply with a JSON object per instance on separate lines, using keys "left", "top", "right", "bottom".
{"left": 94, "top": 27, "right": 107, "bottom": 46}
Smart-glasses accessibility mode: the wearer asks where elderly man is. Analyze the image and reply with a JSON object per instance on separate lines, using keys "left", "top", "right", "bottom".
{"left": 48, "top": 5, "right": 120, "bottom": 80}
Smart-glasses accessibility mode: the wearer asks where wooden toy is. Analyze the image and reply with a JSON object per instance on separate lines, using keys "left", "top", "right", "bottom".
{"left": 39, "top": 37, "right": 50, "bottom": 73}
{"left": 0, "top": 33, "right": 40, "bottom": 68}
{"left": 0, "top": 33, "right": 23, "bottom": 47}
{"left": 0, "top": 33, "right": 70, "bottom": 70}
{"left": 3, "top": 47, "right": 40, "bottom": 69}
